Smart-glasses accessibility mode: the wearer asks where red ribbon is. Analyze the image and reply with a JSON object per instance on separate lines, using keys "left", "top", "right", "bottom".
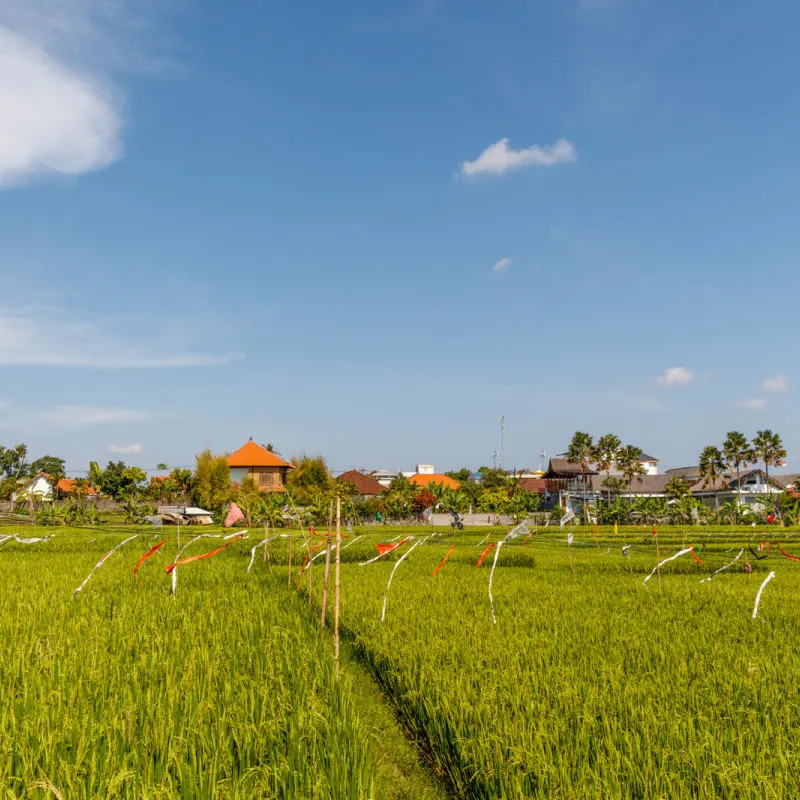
{"left": 777, "top": 543, "right": 800, "bottom": 562}
{"left": 690, "top": 548, "right": 703, "bottom": 565}
{"left": 476, "top": 543, "right": 496, "bottom": 568}
{"left": 165, "top": 534, "right": 243, "bottom": 574}
{"left": 521, "top": 533, "right": 534, "bottom": 546}
{"left": 376, "top": 537, "right": 410, "bottom": 556}
{"left": 432, "top": 545, "right": 456, "bottom": 576}
{"left": 133, "top": 539, "right": 166, "bottom": 580}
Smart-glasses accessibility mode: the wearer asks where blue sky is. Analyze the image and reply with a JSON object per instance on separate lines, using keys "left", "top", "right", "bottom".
{"left": 0, "top": 0, "right": 798, "bottom": 476}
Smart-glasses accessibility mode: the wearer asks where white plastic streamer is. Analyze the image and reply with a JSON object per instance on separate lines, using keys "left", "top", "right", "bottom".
{"left": 169, "top": 533, "right": 225, "bottom": 595}
{"left": 246, "top": 534, "right": 281, "bottom": 575}
{"left": 560, "top": 508, "right": 576, "bottom": 528}
{"left": 643, "top": 547, "right": 692, "bottom": 587}
{"left": 700, "top": 549, "right": 744, "bottom": 583}
{"left": 0, "top": 535, "right": 13, "bottom": 548}
{"left": 73, "top": 534, "right": 139, "bottom": 598}
{"left": 300, "top": 534, "right": 364, "bottom": 575}
{"left": 224, "top": 530, "right": 247, "bottom": 541}
{"left": 488, "top": 541, "right": 503, "bottom": 625}
{"left": 752, "top": 571, "right": 775, "bottom": 620}
{"left": 359, "top": 536, "right": 414, "bottom": 567}
{"left": 13, "top": 534, "right": 52, "bottom": 544}
{"left": 504, "top": 523, "right": 529, "bottom": 543}
{"left": 381, "top": 534, "right": 432, "bottom": 622}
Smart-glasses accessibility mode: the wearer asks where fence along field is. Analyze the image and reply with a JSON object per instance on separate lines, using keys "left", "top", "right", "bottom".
{"left": 2, "top": 524, "right": 800, "bottom": 798}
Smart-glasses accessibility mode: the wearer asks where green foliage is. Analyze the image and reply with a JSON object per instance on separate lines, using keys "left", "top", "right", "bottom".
{"left": 193, "top": 450, "right": 232, "bottom": 512}
{"left": 445, "top": 467, "right": 472, "bottom": 483}
{"left": 0, "top": 443, "right": 28, "bottom": 479}
{"left": 29, "top": 455, "right": 66, "bottom": 479}
{"left": 286, "top": 455, "right": 334, "bottom": 503}
{"left": 97, "top": 461, "right": 147, "bottom": 500}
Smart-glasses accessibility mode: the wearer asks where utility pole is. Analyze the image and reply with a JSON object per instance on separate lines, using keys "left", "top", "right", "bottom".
{"left": 499, "top": 416, "right": 506, "bottom": 472}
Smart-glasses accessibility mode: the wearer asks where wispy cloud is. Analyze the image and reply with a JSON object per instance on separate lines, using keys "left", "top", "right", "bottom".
{"left": 459, "top": 137, "right": 576, "bottom": 178}
{"left": 492, "top": 257, "right": 512, "bottom": 273}
{"left": 0, "top": 308, "right": 240, "bottom": 368}
{"left": 742, "top": 398, "right": 766, "bottom": 411}
{"left": 763, "top": 374, "right": 788, "bottom": 393}
{"left": 110, "top": 443, "right": 143, "bottom": 454}
{"left": 43, "top": 405, "right": 147, "bottom": 425}
{"left": 654, "top": 366, "right": 695, "bottom": 387}
{"left": 0, "top": 1, "right": 169, "bottom": 187}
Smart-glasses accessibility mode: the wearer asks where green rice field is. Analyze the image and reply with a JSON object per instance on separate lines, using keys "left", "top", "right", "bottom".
{"left": 1, "top": 524, "right": 799, "bottom": 798}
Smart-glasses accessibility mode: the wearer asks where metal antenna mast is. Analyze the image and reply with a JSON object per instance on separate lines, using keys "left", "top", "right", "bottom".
{"left": 539, "top": 449, "right": 546, "bottom": 472}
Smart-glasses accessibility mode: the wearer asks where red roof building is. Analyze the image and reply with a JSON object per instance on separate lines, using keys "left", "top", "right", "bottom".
{"left": 408, "top": 473, "right": 460, "bottom": 491}
{"left": 337, "top": 470, "right": 385, "bottom": 497}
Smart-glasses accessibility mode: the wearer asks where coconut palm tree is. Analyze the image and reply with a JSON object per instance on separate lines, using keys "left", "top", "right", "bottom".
{"left": 566, "top": 431, "right": 594, "bottom": 520}
{"left": 593, "top": 434, "right": 621, "bottom": 505}
{"left": 751, "top": 429, "right": 787, "bottom": 514}
{"left": 616, "top": 445, "right": 646, "bottom": 503}
{"left": 698, "top": 445, "right": 726, "bottom": 516}
{"left": 723, "top": 431, "right": 752, "bottom": 523}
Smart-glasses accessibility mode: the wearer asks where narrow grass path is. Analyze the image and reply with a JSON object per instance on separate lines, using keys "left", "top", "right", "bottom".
{"left": 340, "top": 640, "right": 447, "bottom": 800}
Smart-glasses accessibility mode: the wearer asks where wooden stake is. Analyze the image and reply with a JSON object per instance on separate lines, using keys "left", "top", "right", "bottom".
{"left": 655, "top": 527, "right": 662, "bottom": 590}
{"left": 177, "top": 523, "right": 181, "bottom": 549}
{"left": 287, "top": 531, "right": 293, "bottom": 587}
{"left": 321, "top": 537, "right": 332, "bottom": 627}
{"left": 307, "top": 533, "right": 313, "bottom": 604}
{"left": 334, "top": 496, "right": 342, "bottom": 677}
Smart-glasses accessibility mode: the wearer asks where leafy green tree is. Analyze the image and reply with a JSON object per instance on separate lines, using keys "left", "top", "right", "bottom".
{"left": 723, "top": 431, "right": 752, "bottom": 522}
{"left": 665, "top": 475, "right": 691, "bottom": 501}
{"left": 29, "top": 455, "right": 66, "bottom": 480}
{"left": 0, "top": 443, "right": 28, "bottom": 479}
{"left": 616, "top": 445, "right": 646, "bottom": 501}
{"left": 193, "top": 450, "right": 232, "bottom": 512}
{"left": 566, "top": 432, "right": 594, "bottom": 519}
{"left": 286, "top": 456, "right": 334, "bottom": 503}
{"left": 477, "top": 467, "right": 509, "bottom": 489}
{"left": 446, "top": 467, "right": 473, "bottom": 483}
{"left": 698, "top": 445, "right": 726, "bottom": 515}
{"left": 88, "top": 461, "right": 103, "bottom": 491}
{"left": 751, "top": 429, "right": 787, "bottom": 503}
{"left": 97, "top": 461, "right": 146, "bottom": 500}
{"left": 593, "top": 434, "right": 621, "bottom": 505}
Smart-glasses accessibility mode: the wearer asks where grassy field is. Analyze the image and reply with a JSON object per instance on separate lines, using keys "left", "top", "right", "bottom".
{"left": 2, "top": 523, "right": 799, "bottom": 798}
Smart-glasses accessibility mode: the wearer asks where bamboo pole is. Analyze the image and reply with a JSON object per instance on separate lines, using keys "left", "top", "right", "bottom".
{"left": 307, "top": 532, "right": 313, "bottom": 605}
{"left": 334, "top": 496, "right": 342, "bottom": 677}
{"left": 320, "top": 538, "right": 332, "bottom": 627}
{"left": 287, "top": 531, "right": 293, "bottom": 587}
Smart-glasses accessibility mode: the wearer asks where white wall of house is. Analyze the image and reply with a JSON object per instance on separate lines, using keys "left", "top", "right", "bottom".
{"left": 14, "top": 475, "right": 53, "bottom": 502}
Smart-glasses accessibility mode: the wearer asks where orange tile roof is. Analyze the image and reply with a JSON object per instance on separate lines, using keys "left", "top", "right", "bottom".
{"left": 57, "top": 478, "right": 97, "bottom": 495}
{"left": 226, "top": 439, "right": 294, "bottom": 469}
{"left": 408, "top": 473, "right": 460, "bottom": 490}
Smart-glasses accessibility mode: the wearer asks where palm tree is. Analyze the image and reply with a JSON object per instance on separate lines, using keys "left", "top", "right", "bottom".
{"left": 593, "top": 434, "right": 621, "bottom": 505}
{"left": 752, "top": 430, "right": 787, "bottom": 513}
{"left": 723, "top": 431, "right": 752, "bottom": 523}
{"left": 616, "top": 445, "right": 646, "bottom": 503}
{"left": 665, "top": 475, "right": 690, "bottom": 501}
{"left": 698, "top": 445, "right": 726, "bottom": 516}
{"left": 566, "top": 431, "right": 594, "bottom": 520}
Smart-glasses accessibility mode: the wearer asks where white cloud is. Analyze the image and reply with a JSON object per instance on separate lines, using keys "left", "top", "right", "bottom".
{"left": 0, "top": 1, "right": 170, "bottom": 187}
{"left": 460, "top": 137, "right": 576, "bottom": 177}
{"left": 43, "top": 405, "right": 147, "bottom": 425}
{"left": 763, "top": 374, "right": 788, "bottom": 393}
{"left": 110, "top": 443, "right": 143, "bottom": 454}
{"left": 0, "top": 28, "right": 120, "bottom": 186}
{"left": 0, "top": 308, "right": 239, "bottom": 367}
{"left": 492, "top": 257, "right": 512, "bottom": 273}
{"left": 654, "top": 366, "right": 695, "bottom": 387}
{"left": 742, "top": 398, "right": 766, "bottom": 411}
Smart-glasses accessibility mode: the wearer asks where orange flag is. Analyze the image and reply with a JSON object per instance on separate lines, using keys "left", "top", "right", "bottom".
{"left": 432, "top": 545, "right": 456, "bottom": 576}
{"left": 134, "top": 539, "right": 166, "bottom": 580}
{"left": 476, "top": 543, "right": 496, "bottom": 568}
{"left": 165, "top": 534, "right": 243, "bottom": 574}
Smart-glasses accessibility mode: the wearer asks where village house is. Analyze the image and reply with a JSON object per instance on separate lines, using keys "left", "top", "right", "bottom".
{"left": 226, "top": 438, "right": 294, "bottom": 492}
{"left": 405, "top": 465, "right": 460, "bottom": 491}
{"left": 336, "top": 470, "right": 385, "bottom": 499}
